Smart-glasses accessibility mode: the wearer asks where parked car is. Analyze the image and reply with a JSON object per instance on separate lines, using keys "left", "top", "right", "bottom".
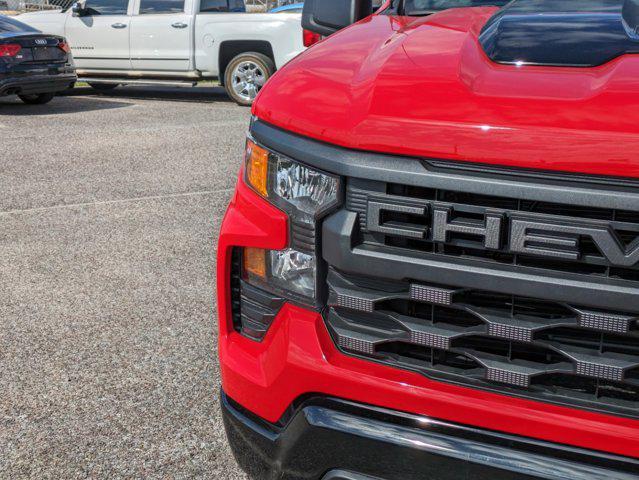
{"left": 0, "top": 15, "right": 76, "bottom": 105}
{"left": 18, "top": 0, "right": 309, "bottom": 105}
{"left": 217, "top": 0, "right": 639, "bottom": 479}
{"left": 270, "top": 3, "right": 303, "bottom": 13}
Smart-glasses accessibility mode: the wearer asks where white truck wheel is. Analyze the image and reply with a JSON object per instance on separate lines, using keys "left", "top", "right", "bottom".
{"left": 224, "top": 52, "right": 275, "bottom": 106}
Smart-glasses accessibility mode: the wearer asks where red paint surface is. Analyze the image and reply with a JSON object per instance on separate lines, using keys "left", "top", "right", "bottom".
{"left": 253, "top": 7, "right": 639, "bottom": 178}
{"left": 217, "top": 182, "right": 639, "bottom": 459}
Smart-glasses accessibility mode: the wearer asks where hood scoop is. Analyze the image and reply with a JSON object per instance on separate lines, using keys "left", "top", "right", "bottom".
{"left": 480, "top": 0, "right": 639, "bottom": 67}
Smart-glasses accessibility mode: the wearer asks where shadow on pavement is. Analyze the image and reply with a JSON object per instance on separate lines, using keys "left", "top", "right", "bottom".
{"left": 0, "top": 95, "right": 132, "bottom": 115}
{"left": 64, "top": 85, "right": 235, "bottom": 104}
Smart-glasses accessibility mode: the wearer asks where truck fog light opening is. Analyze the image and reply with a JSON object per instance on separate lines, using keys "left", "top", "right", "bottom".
{"left": 270, "top": 248, "right": 316, "bottom": 298}
{"left": 243, "top": 247, "right": 316, "bottom": 302}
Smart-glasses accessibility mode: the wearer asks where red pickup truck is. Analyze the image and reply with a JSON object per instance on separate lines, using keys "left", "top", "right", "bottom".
{"left": 216, "top": 1, "right": 639, "bottom": 479}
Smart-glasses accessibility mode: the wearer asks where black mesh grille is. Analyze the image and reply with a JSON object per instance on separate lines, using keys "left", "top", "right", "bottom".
{"left": 325, "top": 268, "right": 639, "bottom": 417}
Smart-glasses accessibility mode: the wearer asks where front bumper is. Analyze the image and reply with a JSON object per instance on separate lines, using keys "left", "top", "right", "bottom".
{"left": 222, "top": 392, "right": 639, "bottom": 480}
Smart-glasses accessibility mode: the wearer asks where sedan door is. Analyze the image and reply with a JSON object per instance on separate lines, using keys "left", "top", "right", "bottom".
{"left": 129, "top": 0, "right": 192, "bottom": 72}
{"left": 64, "top": 0, "right": 133, "bottom": 71}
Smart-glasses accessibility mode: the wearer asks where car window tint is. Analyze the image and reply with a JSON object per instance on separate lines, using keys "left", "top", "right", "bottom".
{"left": 0, "top": 16, "right": 38, "bottom": 32}
{"left": 85, "top": 0, "right": 129, "bottom": 15}
{"left": 139, "top": 0, "right": 185, "bottom": 14}
{"left": 228, "top": 0, "right": 245, "bottom": 11}
{"left": 405, "top": 0, "right": 509, "bottom": 15}
{"left": 200, "top": 0, "right": 229, "bottom": 12}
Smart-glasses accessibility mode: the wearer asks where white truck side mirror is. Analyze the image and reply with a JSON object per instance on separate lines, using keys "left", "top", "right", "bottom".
{"left": 71, "top": 0, "right": 87, "bottom": 17}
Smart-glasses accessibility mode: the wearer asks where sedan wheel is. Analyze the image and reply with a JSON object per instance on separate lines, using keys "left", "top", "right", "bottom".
{"left": 18, "top": 92, "right": 55, "bottom": 105}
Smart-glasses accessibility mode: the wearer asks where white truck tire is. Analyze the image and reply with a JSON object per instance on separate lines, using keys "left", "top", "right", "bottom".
{"left": 224, "top": 52, "right": 275, "bottom": 107}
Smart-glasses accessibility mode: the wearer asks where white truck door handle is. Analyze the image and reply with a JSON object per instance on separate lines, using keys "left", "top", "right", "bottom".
{"left": 171, "top": 22, "right": 188, "bottom": 29}
{"left": 111, "top": 23, "right": 127, "bottom": 29}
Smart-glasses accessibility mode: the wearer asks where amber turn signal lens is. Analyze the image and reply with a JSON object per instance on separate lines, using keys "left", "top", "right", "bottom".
{"left": 243, "top": 247, "right": 267, "bottom": 279}
{"left": 246, "top": 140, "right": 269, "bottom": 197}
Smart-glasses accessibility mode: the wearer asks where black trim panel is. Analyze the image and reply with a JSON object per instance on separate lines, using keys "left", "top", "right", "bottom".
{"left": 222, "top": 392, "right": 639, "bottom": 480}
{"left": 0, "top": 74, "right": 77, "bottom": 96}
{"left": 425, "top": 159, "right": 639, "bottom": 189}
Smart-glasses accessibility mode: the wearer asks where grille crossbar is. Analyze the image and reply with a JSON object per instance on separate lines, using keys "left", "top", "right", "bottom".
{"left": 346, "top": 182, "right": 639, "bottom": 282}
{"left": 326, "top": 268, "right": 639, "bottom": 417}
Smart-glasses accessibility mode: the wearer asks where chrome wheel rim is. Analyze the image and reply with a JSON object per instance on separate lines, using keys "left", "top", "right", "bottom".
{"left": 231, "top": 61, "right": 266, "bottom": 102}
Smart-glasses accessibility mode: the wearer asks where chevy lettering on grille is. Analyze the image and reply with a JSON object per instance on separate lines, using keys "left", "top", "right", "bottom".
{"left": 367, "top": 197, "right": 639, "bottom": 267}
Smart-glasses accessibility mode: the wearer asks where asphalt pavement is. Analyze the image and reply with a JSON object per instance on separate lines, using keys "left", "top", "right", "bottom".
{"left": 0, "top": 86, "right": 250, "bottom": 478}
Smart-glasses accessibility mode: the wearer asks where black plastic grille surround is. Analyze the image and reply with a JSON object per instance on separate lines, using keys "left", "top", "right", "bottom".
{"left": 323, "top": 176, "right": 639, "bottom": 419}
{"left": 326, "top": 268, "right": 639, "bottom": 418}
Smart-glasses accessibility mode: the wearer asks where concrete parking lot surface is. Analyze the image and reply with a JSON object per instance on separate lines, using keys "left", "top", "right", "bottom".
{"left": 0, "top": 87, "right": 250, "bottom": 478}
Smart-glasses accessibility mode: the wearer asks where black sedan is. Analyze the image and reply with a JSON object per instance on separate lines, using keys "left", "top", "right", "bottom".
{"left": 0, "top": 15, "right": 76, "bottom": 105}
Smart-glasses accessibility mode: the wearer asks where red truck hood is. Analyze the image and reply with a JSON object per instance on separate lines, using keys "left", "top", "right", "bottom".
{"left": 253, "top": 8, "right": 639, "bottom": 178}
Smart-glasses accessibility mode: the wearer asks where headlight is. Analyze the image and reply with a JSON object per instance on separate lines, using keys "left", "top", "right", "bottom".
{"left": 243, "top": 138, "right": 339, "bottom": 303}
{"left": 245, "top": 138, "right": 339, "bottom": 224}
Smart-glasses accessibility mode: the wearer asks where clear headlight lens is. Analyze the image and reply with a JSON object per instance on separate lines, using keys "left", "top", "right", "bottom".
{"left": 243, "top": 138, "right": 339, "bottom": 302}
{"left": 245, "top": 139, "right": 339, "bottom": 224}
{"left": 273, "top": 157, "right": 339, "bottom": 222}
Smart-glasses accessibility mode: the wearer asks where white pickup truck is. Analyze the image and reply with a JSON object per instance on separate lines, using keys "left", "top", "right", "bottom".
{"left": 19, "top": 0, "right": 306, "bottom": 104}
